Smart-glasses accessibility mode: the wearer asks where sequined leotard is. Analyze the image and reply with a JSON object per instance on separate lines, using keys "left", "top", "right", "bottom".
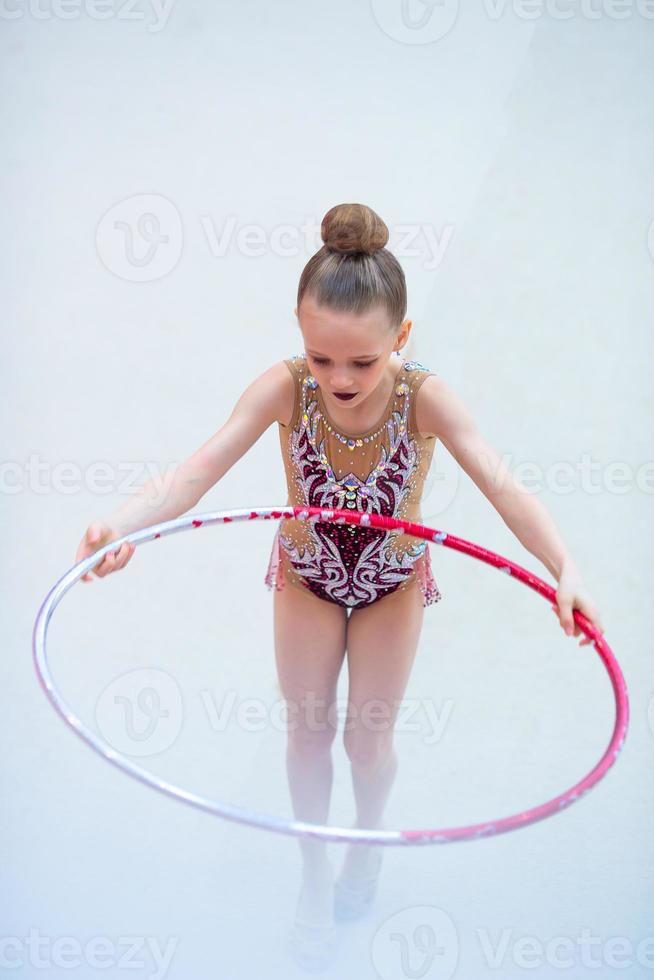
{"left": 265, "top": 352, "right": 443, "bottom": 610}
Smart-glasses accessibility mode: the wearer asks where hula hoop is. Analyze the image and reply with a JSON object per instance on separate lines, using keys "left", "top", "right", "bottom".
{"left": 33, "top": 506, "right": 628, "bottom": 846}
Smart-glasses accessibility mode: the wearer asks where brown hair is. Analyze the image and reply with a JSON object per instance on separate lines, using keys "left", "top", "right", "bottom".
{"left": 297, "top": 203, "right": 407, "bottom": 333}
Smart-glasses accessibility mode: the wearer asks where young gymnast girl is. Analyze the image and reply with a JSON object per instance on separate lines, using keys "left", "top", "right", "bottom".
{"left": 77, "top": 202, "right": 605, "bottom": 969}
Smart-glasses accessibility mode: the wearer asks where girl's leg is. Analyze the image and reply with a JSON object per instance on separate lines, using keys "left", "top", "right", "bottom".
{"left": 273, "top": 579, "right": 348, "bottom": 917}
{"left": 342, "top": 581, "right": 425, "bottom": 872}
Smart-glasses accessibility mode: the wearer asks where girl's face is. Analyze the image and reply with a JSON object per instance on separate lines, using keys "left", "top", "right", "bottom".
{"left": 296, "top": 296, "right": 412, "bottom": 411}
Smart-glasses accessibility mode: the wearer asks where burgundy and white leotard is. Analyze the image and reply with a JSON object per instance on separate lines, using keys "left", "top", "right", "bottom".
{"left": 265, "top": 352, "right": 442, "bottom": 610}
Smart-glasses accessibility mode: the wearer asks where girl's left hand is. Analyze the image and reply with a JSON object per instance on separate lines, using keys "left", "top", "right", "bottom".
{"left": 552, "top": 565, "right": 605, "bottom": 647}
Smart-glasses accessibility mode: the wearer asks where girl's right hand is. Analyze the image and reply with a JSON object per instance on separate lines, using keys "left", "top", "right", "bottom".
{"left": 75, "top": 522, "right": 136, "bottom": 582}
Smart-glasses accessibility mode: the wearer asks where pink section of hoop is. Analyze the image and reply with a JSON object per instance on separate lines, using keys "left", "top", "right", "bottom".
{"left": 283, "top": 505, "right": 629, "bottom": 845}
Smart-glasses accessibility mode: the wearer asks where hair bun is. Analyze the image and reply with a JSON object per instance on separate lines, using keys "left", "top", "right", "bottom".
{"left": 321, "top": 203, "right": 389, "bottom": 256}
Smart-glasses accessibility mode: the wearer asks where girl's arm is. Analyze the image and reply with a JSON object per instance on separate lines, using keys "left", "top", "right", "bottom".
{"left": 102, "top": 360, "right": 292, "bottom": 536}
{"left": 417, "top": 376, "right": 605, "bottom": 645}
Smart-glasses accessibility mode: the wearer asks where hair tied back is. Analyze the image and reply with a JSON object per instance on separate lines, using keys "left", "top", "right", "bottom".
{"left": 321, "top": 203, "right": 389, "bottom": 256}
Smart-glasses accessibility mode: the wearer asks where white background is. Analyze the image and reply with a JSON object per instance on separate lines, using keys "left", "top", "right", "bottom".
{"left": 3, "top": 1, "right": 653, "bottom": 977}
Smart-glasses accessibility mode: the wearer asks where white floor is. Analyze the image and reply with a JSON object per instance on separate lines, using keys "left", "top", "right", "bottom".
{"left": 3, "top": 3, "right": 653, "bottom": 978}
